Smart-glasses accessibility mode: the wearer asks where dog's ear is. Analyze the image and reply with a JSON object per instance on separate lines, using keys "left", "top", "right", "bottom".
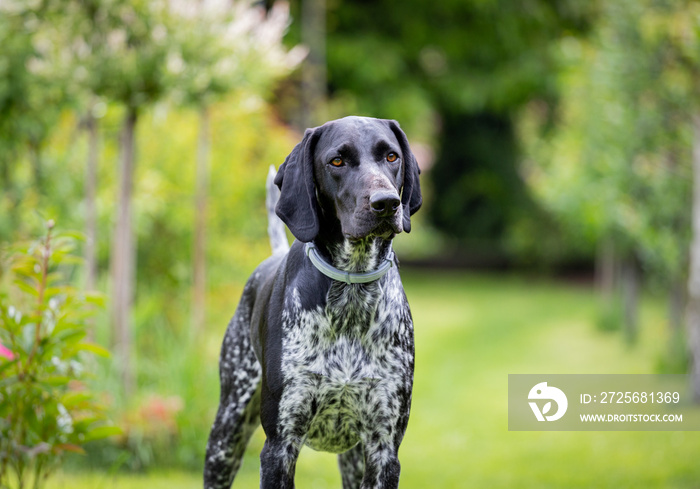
{"left": 386, "top": 120, "right": 422, "bottom": 233}
{"left": 274, "top": 128, "right": 320, "bottom": 243}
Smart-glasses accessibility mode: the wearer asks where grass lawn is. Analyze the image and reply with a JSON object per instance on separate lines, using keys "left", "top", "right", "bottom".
{"left": 49, "top": 270, "right": 700, "bottom": 488}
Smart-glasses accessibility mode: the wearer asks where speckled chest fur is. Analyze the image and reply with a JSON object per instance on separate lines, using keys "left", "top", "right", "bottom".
{"left": 278, "top": 239, "right": 414, "bottom": 454}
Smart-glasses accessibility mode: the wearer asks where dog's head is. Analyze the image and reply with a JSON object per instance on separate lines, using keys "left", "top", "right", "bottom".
{"left": 274, "top": 116, "right": 422, "bottom": 243}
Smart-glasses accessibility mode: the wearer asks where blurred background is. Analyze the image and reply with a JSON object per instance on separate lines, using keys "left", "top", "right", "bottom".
{"left": 1, "top": 0, "right": 700, "bottom": 487}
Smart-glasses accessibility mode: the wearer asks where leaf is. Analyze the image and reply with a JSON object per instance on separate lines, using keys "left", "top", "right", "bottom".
{"left": 0, "top": 358, "right": 18, "bottom": 376}
{"left": 11, "top": 257, "right": 40, "bottom": 276}
{"left": 45, "top": 285, "right": 76, "bottom": 299}
{"left": 45, "top": 272, "right": 64, "bottom": 285}
{"left": 51, "top": 253, "right": 83, "bottom": 266}
{"left": 74, "top": 416, "right": 105, "bottom": 431}
{"left": 55, "top": 443, "right": 86, "bottom": 455}
{"left": 56, "top": 309, "right": 95, "bottom": 325}
{"left": 57, "top": 231, "right": 86, "bottom": 242}
{"left": 61, "top": 391, "right": 93, "bottom": 409}
{"left": 83, "top": 292, "right": 106, "bottom": 307}
{"left": 52, "top": 328, "right": 87, "bottom": 344}
{"left": 75, "top": 342, "right": 110, "bottom": 358}
{"left": 52, "top": 236, "right": 80, "bottom": 252}
{"left": 82, "top": 425, "right": 122, "bottom": 442}
{"left": 41, "top": 375, "right": 71, "bottom": 386}
{"left": 542, "top": 402, "right": 552, "bottom": 415}
{"left": 13, "top": 279, "right": 39, "bottom": 297}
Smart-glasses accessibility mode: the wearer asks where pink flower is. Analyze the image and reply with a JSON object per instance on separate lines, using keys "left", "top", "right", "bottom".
{"left": 0, "top": 343, "right": 14, "bottom": 361}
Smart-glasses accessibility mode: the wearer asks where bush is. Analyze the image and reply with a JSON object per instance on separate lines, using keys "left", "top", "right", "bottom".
{"left": 0, "top": 221, "right": 119, "bottom": 489}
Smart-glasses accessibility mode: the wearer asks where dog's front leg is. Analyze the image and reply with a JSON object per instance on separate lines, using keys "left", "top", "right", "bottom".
{"left": 361, "top": 441, "right": 401, "bottom": 489}
{"left": 339, "top": 443, "right": 365, "bottom": 489}
{"left": 259, "top": 436, "right": 302, "bottom": 489}
{"left": 259, "top": 375, "right": 314, "bottom": 489}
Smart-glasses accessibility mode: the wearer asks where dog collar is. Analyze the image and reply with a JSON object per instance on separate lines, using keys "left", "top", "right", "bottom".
{"left": 305, "top": 242, "right": 395, "bottom": 284}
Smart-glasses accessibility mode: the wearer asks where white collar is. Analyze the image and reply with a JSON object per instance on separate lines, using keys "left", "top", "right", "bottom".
{"left": 304, "top": 242, "right": 395, "bottom": 284}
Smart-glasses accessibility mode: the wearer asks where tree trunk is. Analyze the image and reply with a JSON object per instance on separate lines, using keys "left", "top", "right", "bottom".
{"left": 621, "top": 257, "right": 639, "bottom": 345}
{"left": 192, "top": 106, "right": 209, "bottom": 334}
{"left": 84, "top": 110, "right": 99, "bottom": 341}
{"left": 110, "top": 107, "right": 138, "bottom": 398}
{"left": 596, "top": 238, "right": 616, "bottom": 301}
{"left": 85, "top": 112, "right": 99, "bottom": 294}
{"left": 687, "top": 115, "right": 700, "bottom": 400}
{"left": 300, "top": 0, "right": 327, "bottom": 130}
{"left": 667, "top": 277, "right": 686, "bottom": 371}
{"left": 669, "top": 278, "right": 684, "bottom": 334}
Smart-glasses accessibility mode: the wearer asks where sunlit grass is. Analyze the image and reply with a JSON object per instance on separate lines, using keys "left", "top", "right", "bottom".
{"left": 55, "top": 270, "right": 700, "bottom": 488}
{"left": 45, "top": 471, "right": 201, "bottom": 489}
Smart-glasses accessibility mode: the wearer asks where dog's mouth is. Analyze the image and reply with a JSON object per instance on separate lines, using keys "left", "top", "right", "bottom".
{"left": 344, "top": 213, "right": 402, "bottom": 242}
{"left": 371, "top": 220, "right": 400, "bottom": 240}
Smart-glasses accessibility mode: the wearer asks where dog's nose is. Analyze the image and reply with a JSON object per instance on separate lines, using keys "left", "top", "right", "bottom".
{"left": 370, "top": 191, "right": 401, "bottom": 218}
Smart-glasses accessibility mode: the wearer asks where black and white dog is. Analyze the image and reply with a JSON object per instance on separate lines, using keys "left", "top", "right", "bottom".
{"left": 204, "top": 116, "right": 422, "bottom": 489}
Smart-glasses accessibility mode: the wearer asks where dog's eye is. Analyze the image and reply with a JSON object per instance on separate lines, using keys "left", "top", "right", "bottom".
{"left": 386, "top": 152, "right": 399, "bottom": 163}
{"left": 330, "top": 157, "right": 344, "bottom": 167}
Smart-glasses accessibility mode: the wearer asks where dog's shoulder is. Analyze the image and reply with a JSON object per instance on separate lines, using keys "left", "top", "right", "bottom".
{"left": 249, "top": 242, "right": 330, "bottom": 377}
{"left": 272, "top": 240, "right": 333, "bottom": 313}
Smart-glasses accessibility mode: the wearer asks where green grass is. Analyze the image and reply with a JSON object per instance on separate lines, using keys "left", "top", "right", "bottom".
{"left": 50, "top": 270, "right": 700, "bottom": 488}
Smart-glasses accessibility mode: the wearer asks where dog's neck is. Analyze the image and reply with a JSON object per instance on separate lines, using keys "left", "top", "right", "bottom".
{"left": 313, "top": 235, "right": 393, "bottom": 274}
{"left": 314, "top": 235, "right": 393, "bottom": 336}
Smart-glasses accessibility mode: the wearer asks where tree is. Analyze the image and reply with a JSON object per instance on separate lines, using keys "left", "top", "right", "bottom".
{"left": 660, "top": 2, "right": 700, "bottom": 398}
{"left": 67, "top": 0, "right": 179, "bottom": 397}
{"left": 690, "top": 117, "right": 700, "bottom": 399}
{"left": 168, "top": 0, "right": 305, "bottom": 333}
{"left": 0, "top": 2, "right": 73, "bottom": 238}
{"left": 520, "top": 0, "right": 698, "bottom": 352}
{"left": 82, "top": 101, "right": 102, "bottom": 299}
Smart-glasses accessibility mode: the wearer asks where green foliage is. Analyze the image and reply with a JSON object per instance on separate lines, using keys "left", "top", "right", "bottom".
{"left": 0, "top": 1, "right": 75, "bottom": 238}
{"left": 519, "top": 0, "right": 700, "bottom": 282}
{"left": 168, "top": 0, "right": 305, "bottom": 107}
{"left": 315, "top": 0, "right": 595, "bottom": 132}
{"left": 0, "top": 221, "right": 119, "bottom": 489}
{"left": 285, "top": 0, "right": 598, "bottom": 257}
{"left": 68, "top": 0, "right": 176, "bottom": 110}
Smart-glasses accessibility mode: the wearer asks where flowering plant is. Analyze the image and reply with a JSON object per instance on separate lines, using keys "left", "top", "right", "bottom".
{"left": 0, "top": 221, "right": 119, "bottom": 488}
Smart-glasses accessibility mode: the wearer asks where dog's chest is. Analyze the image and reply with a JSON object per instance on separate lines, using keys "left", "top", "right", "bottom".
{"left": 279, "top": 275, "right": 413, "bottom": 453}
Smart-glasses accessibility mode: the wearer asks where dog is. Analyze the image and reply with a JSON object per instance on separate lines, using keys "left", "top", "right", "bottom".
{"left": 204, "top": 116, "right": 422, "bottom": 489}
